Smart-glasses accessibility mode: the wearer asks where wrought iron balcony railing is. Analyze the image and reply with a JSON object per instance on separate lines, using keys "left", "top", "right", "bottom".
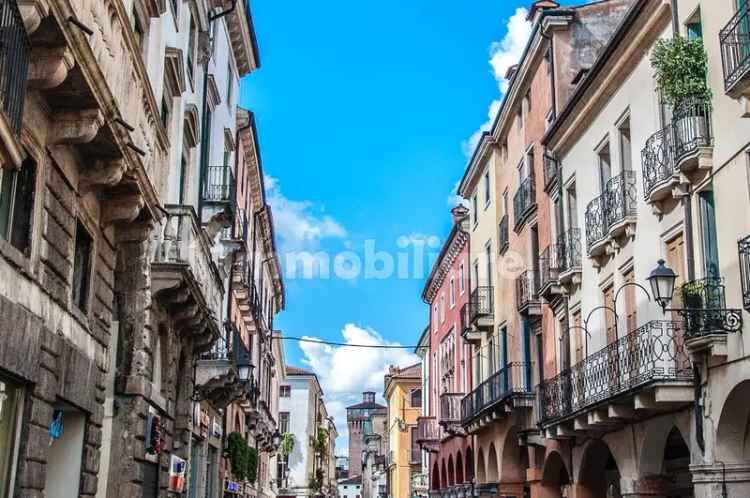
{"left": 461, "top": 362, "right": 530, "bottom": 424}
{"left": 539, "top": 245, "right": 560, "bottom": 293}
{"left": 0, "top": 0, "right": 28, "bottom": 136}
{"left": 538, "top": 320, "right": 691, "bottom": 423}
{"left": 740, "top": 235, "right": 750, "bottom": 312}
{"left": 585, "top": 194, "right": 607, "bottom": 251}
{"left": 498, "top": 215, "right": 509, "bottom": 254}
{"left": 604, "top": 170, "right": 637, "bottom": 229}
{"left": 469, "top": 286, "right": 493, "bottom": 323}
{"left": 439, "top": 392, "right": 463, "bottom": 426}
{"left": 557, "top": 228, "right": 582, "bottom": 274}
{"left": 642, "top": 125, "right": 676, "bottom": 197}
{"left": 720, "top": 1, "right": 750, "bottom": 93}
{"left": 543, "top": 153, "right": 561, "bottom": 193}
{"left": 516, "top": 270, "right": 539, "bottom": 312}
{"left": 202, "top": 165, "right": 237, "bottom": 204}
{"left": 680, "top": 277, "right": 742, "bottom": 336}
{"left": 513, "top": 175, "right": 536, "bottom": 229}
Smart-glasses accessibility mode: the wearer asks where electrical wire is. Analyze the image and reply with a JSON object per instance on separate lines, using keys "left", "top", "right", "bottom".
{"left": 275, "top": 335, "right": 427, "bottom": 350}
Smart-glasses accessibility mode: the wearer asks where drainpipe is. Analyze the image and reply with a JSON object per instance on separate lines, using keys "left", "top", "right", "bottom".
{"left": 198, "top": 0, "right": 239, "bottom": 221}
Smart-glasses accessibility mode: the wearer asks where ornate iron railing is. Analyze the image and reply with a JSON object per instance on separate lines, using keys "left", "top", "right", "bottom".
{"left": 539, "top": 320, "right": 692, "bottom": 423}
{"left": 513, "top": 175, "right": 536, "bottom": 228}
{"left": 516, "top": 270, "right": 539, "bottom": 311}
{"left": 202, "top": 165, "right": 236, "bottom": 203}
{"left": 539, "top": 245, "right": 560, "bottom": 291}
{"left": 498, "top": 215, "right": 509, "bottom": 254}
{"left": 585, "top": 194, "right": 607, "bottom": 251}
{"left": 672, "top": 98, "right": 712, "bottom": 161}
{"left": 469, "top": 286, "right": 493, "bottom": 323}
{"left": 557, "top": 228, "right": 582, "bottom": 274}
{"left": 439, "top": 393, "right": 463, "bottom": 425}
{"left": 642, "top": 125, "right": 676, "bottom": 197}
{"left": 680, "top": 278, "right": 743, "bottom": 336}
{"left": 604, "top": 170, "right": 637, "bottom": 228}
{"left": 200, "top": 331, "right": 231, "bottom": 360}
{"left": 461, "top": 362, "right": 530, "bottom": 424}
{"left": 543, "top": 153, "right": 560, "bottom": 192}
{"left": 740, "top": 235, "right": 750, "bottom": 312}
{"left": 720, "top": 2, "right": 750, "bottom": 92}
{"left": 0, "top": 0, "right": 29, "bottom": 136}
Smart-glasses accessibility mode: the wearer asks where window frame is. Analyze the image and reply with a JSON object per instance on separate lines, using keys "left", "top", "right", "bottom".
{"left": 72, "top": 219, "right": 95, "bottom": 315}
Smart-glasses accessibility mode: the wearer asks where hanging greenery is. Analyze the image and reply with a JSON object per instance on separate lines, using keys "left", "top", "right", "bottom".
{"left": 650, "top": 36, "right": 711, "bottom": 105}
{"left": 226, "top": 432, "right": 258, "bottom": 483}
{"left": 281, "top": 433, "right": 295, "bottom": 456}
{"left": 313, "top": 428, "right": 328, "bottom": 454}
{"left": 309, "top": 467, "right": 325, "bottom": 493}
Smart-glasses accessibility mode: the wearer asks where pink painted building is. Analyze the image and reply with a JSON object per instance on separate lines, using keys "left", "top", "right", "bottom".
{"left": 418, "top": 207, "right": 475, "bottom": 493}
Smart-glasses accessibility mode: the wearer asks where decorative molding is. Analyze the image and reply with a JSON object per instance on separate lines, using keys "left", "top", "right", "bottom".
{"left": 165, "top": 47, "right": 187, "bottom": 95}
{"left": 206, "top": 74, "right": 221, "bottom": 110}
{"left": 224, "top": 127, "right": 235, "bottom": 151}
{"left": 50, "top": 109, "right": 104, "bottom": 144}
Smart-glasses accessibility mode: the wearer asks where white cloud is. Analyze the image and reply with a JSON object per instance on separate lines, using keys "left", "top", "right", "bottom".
{"left": 463, "top": 8, "right": 532, "bottom": 157}
{"left": 297, "top": 324, "right": 420, "bottom": 456}
{"left": 447, "top": 180, "right": 471, "bottom": 209}
{"left": 265, "top": 175, "right": 347, "bottom": 253}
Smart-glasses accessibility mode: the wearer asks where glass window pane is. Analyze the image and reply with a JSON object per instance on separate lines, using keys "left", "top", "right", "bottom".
{"left": 0, "top": 379, "right": 23, "bottom": 498}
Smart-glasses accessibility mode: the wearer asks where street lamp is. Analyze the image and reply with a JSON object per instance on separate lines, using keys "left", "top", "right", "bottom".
{"left": 272, "top": 429, "right": 282, "bottom": 449}
{"left": 647, "top": 259, "right": 678, "bottom": 312}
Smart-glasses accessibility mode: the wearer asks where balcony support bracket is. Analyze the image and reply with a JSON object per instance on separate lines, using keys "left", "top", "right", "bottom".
{"left": 28, "top": 46, "right": 75, "bottom": 90}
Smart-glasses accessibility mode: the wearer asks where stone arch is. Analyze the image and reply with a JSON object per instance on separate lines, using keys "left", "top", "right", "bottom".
{"left": 465, "top": 446, "right": 474, "bottom": 481}
{"left": 499, "top": 426, "right": 526, "bottom": 486}
{"left": 448, "top": 454, "right": 455, "bottom": 486}
{"left": 716, "top": 379, "right": 750, "bottom": 462}
{"left": 486, "top": 443, "right": 499, "bottom": 482}
{"left": 432, "top": 461, "right": 441, "bottom": 490}
{"left": 638, "top": 416, "right": 691, "bottom": 478}
{"left": 476, "top": 446, "right": 486, "bottom": 482}
{"left": 541, "top": 450, "right": 570, "bottom": 498}
{"left": 577, "top": 439, "right": 621, "bottom": 498}
{"left": 441, "top": 459, "right": 448, "bottom": 489}
{"left": 456, "top": 451, "right": 465, "bottom": 484}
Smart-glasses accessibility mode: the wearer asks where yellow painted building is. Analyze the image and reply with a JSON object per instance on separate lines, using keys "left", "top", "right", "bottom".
{"left": 384, "top": 363, "right": 423, "bottom": 498}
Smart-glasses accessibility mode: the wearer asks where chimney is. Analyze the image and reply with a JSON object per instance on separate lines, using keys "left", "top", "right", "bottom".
{"left": 451, "top": 205, "right": 470, "bottom": 231}
{"left": 527, "top": 0, "right": 560, "bottom": 23}
{"left": 505, "top": 64, "right": 519, "bottom": 82}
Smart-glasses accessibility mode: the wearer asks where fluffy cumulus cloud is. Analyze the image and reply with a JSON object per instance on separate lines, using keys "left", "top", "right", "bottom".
{"left": 297, "top": 324, "right": 420, "bottom": 455}
{"left": 265, "top": 175, "right": 347, "bottom": 253}
{"left": 446, "top": 180, "right": 471, "bottom": 209}
{"left": 463, "top": 8, "right": 532, "bottom": 157}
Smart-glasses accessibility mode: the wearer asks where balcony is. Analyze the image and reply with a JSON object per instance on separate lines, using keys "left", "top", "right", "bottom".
{"left": 539, "top": 245, "right": 561, "bottom": 300}
{"left": 461, "top": 287, "right": 494, "bottom": 344}
{"left": 516, "top": 271, "right": 540, "bottom": 315}
{"left": 721, "top": 2, "right": 750, "bottom": 99}
{"left": 680, "top": 277, "right": 743, "bottom": 358}
{"left": 557, "top": 228, "right": 582, "bottom": 288}
{"left": 538, "top": 320, "right": 693, "bottom": 437}
{"left": 642, "top": 100, "right": 713, "bottom": 207}
{"left": 460, "top": 363, "right": 532, "bottom": 431}
{"left": 543, "top": 153, "right": 561, "bottom": 193}
{"left": 195, "top": 325, "right": 250, "bottom": 409}
{"left": 584, "top": 170, "right": 637, "bottom": 257}
{"left": 741, "top": 235, "right": 750, "bottom": 312}
{"left": 498, "top": 215, "right": 509, "bottom": 254}
{"left": 416, "top": 416, "right": 440, "bottom": 453}
{"left": 513, "top": 175, "right": 536, "bottom": 231}
{"left": 0, "top": 0, "right": 28, "bottom": 139}
{"left": 439, "top": 393, "right": 465, "bottom": 437}
{"left": 151, "top": 205, "right": 224, "bottom": 351}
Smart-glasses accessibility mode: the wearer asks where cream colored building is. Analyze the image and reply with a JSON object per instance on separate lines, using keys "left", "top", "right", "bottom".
{"left": 385, "top": 364, "right": 422, "bottom": 498}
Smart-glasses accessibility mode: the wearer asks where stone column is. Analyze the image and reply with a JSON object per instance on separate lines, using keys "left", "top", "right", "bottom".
{"left": 618, "top": 476, "right": 670, "bottom": 498}
{"left": 526, "top": 467, "right": 563, "bottom": 498}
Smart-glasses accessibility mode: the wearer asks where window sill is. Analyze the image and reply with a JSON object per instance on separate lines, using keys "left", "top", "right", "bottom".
{"left": 0, "top": 238, "right": 32, "bottom": 278}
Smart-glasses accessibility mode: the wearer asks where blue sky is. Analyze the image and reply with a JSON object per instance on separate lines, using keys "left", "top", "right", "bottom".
{"left": 239, "top": 0, "right": 537, "bottom": 452}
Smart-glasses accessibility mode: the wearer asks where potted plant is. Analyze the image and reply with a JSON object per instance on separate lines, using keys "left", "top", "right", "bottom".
{"left": 281, "top": 433, "right": 295, "bottom": 457}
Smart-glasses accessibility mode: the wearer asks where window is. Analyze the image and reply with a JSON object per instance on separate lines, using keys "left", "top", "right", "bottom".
{"left": 440, "top": 295, "right": 445, "bottom": 323}
{"left": 409, "top": 388, "right": 422, "bottom": 408}
{"left": 473, "top": 261, "right": 479, "bottom": 290}
{"left": 0, "top": 377, "right": 23, "bottom": 498}
{"left": 484, "top": 171, "right": 491, "bottom": 207}
{"left": 618, "top": 117, "right": 632, "bottom": 172}
{"left": 279, "top": 412, "right": 290, "bottom": 433}
{"left": 187, "top": 17, "right": 196, "bottom": 84}
{"left": 623, "top": 269, "right": 637, "bottom": 333}
{"left": 573, "top": 310, "right": 583, "bottom": 363}
{"left": 525, "top": 147, "right": 535, "bottom": 179}
{"left": 279, "top": 385, "right": 291, "bottom": 397}
{"left": 131, "top": 5, "right": 146, "bottom": 57}
{"left": 502, "top": 190, "right": 509, "bottom": 216}
{"left": 433, "top": 305, "right": 438, "bottom": 332}
{"left": 72, "top": 220, "right": 93, "bottom": 313}
{"left": 0, "top": 155, "right": 35, "bottom": 255}
{"left": 517, "top": 108, "right": 523, "bottom": 129}
{"left": 226, "top": 61, "right": 234, "bottom": 107}
{"left": 485, "top": 243, "right": 493, "bottom": 288}
{"left": 686, "top": 9, "right": 702, "bottom": 40}
{"left": 597, "top": 142, "right": 611, "bottom": 192}
{"left": 566, "top": 182, "right": 578, "bottom": 230}
{"left": 161, "top": 93, "right": 171, "bottom": 130}
{"left": 168, "top": 0, "right": 178, "bottom": 21}
{"left": 699, "top": 190, "right": 720, "bottom": 279}
{"left": 459, "top": 263, "right": 465, "bottom": 294}
{"left": 471, "top": 194, "right": 478, "bottom": 227}
{"left": 525, "top": 89, "right": 532, "bottom": 113}
{"left": 449, "top": 277, "right": 455, "bottom": 307}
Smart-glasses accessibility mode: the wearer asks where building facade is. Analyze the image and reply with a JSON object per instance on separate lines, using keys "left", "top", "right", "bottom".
{"left": 338, "top": 476, "right": 363, "bottom": 498}
{"left": 347, "top": 391, "right": 388, "bottom": 479}
{"left": 384, "top": 363, "right": 422, "bottom": 498}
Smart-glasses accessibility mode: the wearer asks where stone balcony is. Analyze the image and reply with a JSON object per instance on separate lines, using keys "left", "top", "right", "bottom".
{"left": 538, "top": 320, "right": 693, "bottom": 439}
{"left": 641, "top": 99, "right": 713, "bottom": 213}
{"left": 195, "top": 325, "right": 249, "bottom": 409}
{"left": 151, "top": 205, "right": 224, "bottom": 352}
{"left": 461, "top": 362, "right": 533, "bottom": 433}
{"left": 416, "top": 416, "right": 441, "bottom": 453}
{"left": 439, "top": 392, "right": 466, "bottom": 437}
{"left": 460, "top": 286, "right": 494, "bottom": 344}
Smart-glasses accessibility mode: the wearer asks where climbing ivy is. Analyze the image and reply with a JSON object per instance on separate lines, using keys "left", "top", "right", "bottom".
{"left": 226, "top": 432, "right": 258, "bottom": 483}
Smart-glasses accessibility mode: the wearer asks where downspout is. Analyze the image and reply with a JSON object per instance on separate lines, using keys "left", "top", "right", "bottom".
{"left": 198, "top": 0, "right": 239, "bottom": 221}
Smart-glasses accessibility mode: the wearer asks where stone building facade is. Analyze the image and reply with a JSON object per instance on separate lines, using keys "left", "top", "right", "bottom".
{"left": 384, "top": 363, "right": 422, "bottom": 498}
{"left": 347, "top": 392, "right": 388, "bottom": 479}
{"left": 0, "top": 0, "right": 287, "bottom": 497}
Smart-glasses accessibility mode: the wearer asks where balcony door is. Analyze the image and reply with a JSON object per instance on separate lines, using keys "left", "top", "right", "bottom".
{"left": 666, "top": 234, "right": 687, "bottom": 372}
{"left": 598, "top": 143, "right": 612, "bottom": 194}
{"left": 699, "top": 191, "right": 720, "bottom": 280}
{"left": 603, "top": 284, "right": 620, "bottom": 395}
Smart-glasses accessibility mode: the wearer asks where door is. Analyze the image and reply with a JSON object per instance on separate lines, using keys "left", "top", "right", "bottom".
{"left": 531, "top": 226, "right": 540, "bottom": 293}
{"left": 699, "top": 191, "right": 720, "bottom": 281}
{"left": 666, "top": 234, "right": 687, "bottom": 369}
{"left": 598, "top": 144, "right": 612, "bottom": 193}
{"left": 142, "top": 462, "right": 159, "bottom": 498}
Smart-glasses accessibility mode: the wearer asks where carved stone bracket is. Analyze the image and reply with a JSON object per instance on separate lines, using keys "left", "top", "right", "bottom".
{"left": 79, "top": 158, "right": 127, "bottom": 193}
{"left": 50, "top": 109, "right": 104, "bottom": 144}
{"left": 102, "top": 193, "right": 145, "bottom": 226}
{"left": 18, "top": 0, "right": 49, "bottom": 34}
{"left": 28, "top": 46, "right": 75, "bottom": 90}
